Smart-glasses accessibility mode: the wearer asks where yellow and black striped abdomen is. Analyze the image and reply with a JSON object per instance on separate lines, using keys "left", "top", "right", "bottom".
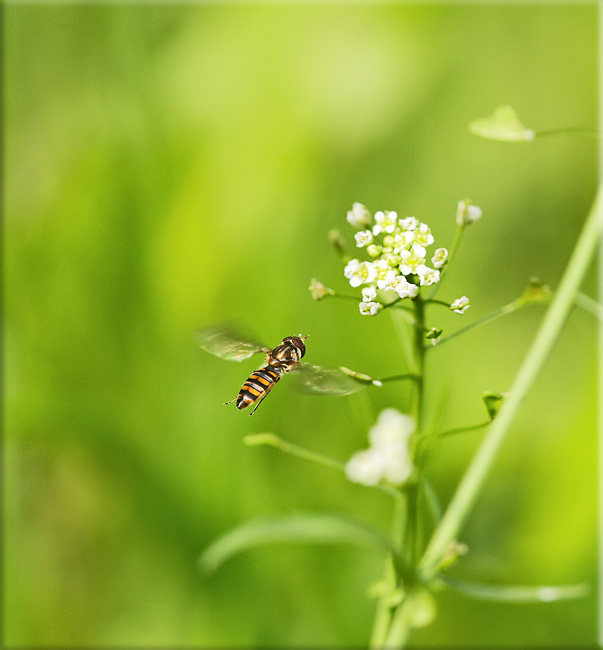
{"left": 236, "top": 366, "right": 282, "bottom": 410}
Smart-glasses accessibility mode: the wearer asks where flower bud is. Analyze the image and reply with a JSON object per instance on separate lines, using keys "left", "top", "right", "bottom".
{"left": 482, "top": 391, "right": 509, "bottom": 420}
{"left": 425, "top": 328, "right": 442, "bottom": 346}
{"left": 328, "top": 229, "right": 349, "bottom": 261}
{"left": 456, "top": 199, "right": 482, "bottom": 226}
{"left": 346, "top": 202, "right": 372, "bottom": 229}
{"left": 308, "top": 278, "right": 334, "bottom": 301}
{"left": 518, "top": 277, "right": 552, "bottom": 305}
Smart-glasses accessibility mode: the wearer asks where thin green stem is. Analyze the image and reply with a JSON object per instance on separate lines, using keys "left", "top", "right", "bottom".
{"left": 403, "top": 297, "right": 426, "bottom": 575}
{"left": 575, "top": 290, "right": 603, "bottom": 321}
{"left": 413, "top": 297, "right": 426, "bottom": 431}
{"left": 428, "top": 300, "right": 521, "bottom": 350}
{"left": 332, "top": 293, "right": 363, "bottom": 302}
{"left": 383, "top": 591, "right": 417, "bottom": 648}
{"left": 436, "top": 421, "right": 490, "bottom": 439}
{"left": 370, "top": 495, "right": 407, "bottom": 649}
{"left": 244, "top": 434, "right": 401, "bottom": 499}
{"left": 418, "top": 183, "right": 603, "bottom": 581}
{"left": 244, "top": 433, "right": 344, "bottom": 471}
{"left": 377, "top": 373, "right": 421, "bottom": 384}
{"left": 383, "top": 297, "right": 415, "bottom": 316}
{"left": 428, "top": 224, "right": 464, "bottom": 300}
{"left": 534, "top": 127, "right": 598, "bottom": 138}
{"left": 424, "top": 298, "right": 451, "bottom": 308}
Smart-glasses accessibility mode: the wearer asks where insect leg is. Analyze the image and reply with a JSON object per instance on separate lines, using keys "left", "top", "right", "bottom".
{"left": 224, "top": 397, "right": 238, "bottom": 405}
{"left": 249, "top": 390, "right": 271, "bottom": 415}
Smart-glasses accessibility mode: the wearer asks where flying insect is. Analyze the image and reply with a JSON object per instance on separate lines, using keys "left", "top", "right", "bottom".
{"left": 193, "top": 326, "right": 365, "bottom": 415}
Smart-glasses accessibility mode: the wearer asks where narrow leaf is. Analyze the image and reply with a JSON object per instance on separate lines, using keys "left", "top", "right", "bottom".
{"left": 443, "top": 577, "right": 589, "bottom": 603}
{"left": 200, "top": 513, "right": 402, "bottom": 574}
{"left": 469, "top": 105, "right": 535, "bottom": 142}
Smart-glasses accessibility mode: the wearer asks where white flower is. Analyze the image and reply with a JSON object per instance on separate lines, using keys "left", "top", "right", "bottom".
{"left": 450, "top": 296, "right": 470, "bottom": 314}
{"left": 399, "top": 244, "right": 426, "bottom": 275}
{"left": 361, "top": 285, "right": 377, "bottom": 302}
{"left": 416, "top": 264, "right": 440, "bottom": 286}
{"left": 399, "top": 216, "right": 418, "bottom": 231}
{"left": 372, "top": 210, "right": 398, "bottom": 235}
{"left": 382, "top": 452, "right": 414, "bottom": 485}
{"left": 392, "top": 275, "right": 419, "bottom": 299}
{"left": 393, "top": 230, "right": 415, "bottom": 251}
{"left": 369, "top": 408, "right": 415, "bottom": 450}
{"left": 345, "top": 448, "right": 386, "bottom": 486}
{"left": 346, "top": 409, "right": 415, "bottom": 487}
{"left": 374, "top": 259, "right": 397, "bottom": 290}
{"left": 456, "top": 200, "right": 482, "bottom": 226}
{"left": 347, "top": 202, "right": 372, "bottom": 229}
{"left": 414, "top": 223, "right": 435, "bottom": 247}
{"left": 359, "top": 300, "right": 383, "bottom": 316}
{"left": 355, "top": 230, "right": 373, "bottom": 247}
{"left": 344, "top": 259, "right": 377, "bottom": 287}
{"left": 344, "top": 258, "right": 361, "bottom": 279}
{"left": 431, "top": 247, "right": 448, "bottom": 269}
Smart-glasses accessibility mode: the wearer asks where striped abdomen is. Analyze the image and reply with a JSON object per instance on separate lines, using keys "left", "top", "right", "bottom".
{"left": 236, "top": 366, "right": 283, "bottom": 410}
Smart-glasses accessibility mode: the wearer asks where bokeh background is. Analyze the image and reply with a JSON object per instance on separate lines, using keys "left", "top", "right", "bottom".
{"left": 4, "top": 4, "right": 598, "bottom": 647}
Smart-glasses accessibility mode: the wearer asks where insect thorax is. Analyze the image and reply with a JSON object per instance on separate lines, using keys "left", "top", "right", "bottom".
{"left": 266, "top": 342, "right": 300, "bottom": 370}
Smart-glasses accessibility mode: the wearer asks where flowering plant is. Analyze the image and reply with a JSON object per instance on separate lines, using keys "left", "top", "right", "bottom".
{"left": 201, "top": 106, "right": 600, "bottom": 648}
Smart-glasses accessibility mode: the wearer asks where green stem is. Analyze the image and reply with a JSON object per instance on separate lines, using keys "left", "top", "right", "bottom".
{"left": 575, "top": 290, "right": 603, "bottom": 321}
{"left": 428, "top": 299, "right": 521, "bottom": 350}
{"left": 436, "top": 421, "right": 490, "bottom": 439}
{"left": 418, "top": 183, "right": 603, "bottom": 581}
{"left": 244, "top": 434, "right": 344, "bottom": 471}
{"left": 428, "top": 224, "right": 464, "bottom": 300}
{"left": 425, "top": 298, "right": 452, "bottom": 308}
{"left": 332, "top": 293, "right": 363, "bottom": 302}
{"left": 382, "top": 591, "right": 417, "bottom": 648}
{"left": 377, "top": 373, "right": 421, "bottom": 384}
{"left": 403, "top": 297, "right": 426, "bottom": 574}
{"left": 370, "top": 495, "right": 407, "bottom": 649}
{"left": 534, "top": 127, "right": 598, "bottom": 138}
{"left": 244, "top": 434, "right": 402, "bottom": 499}
{"left": 414, "top": 297, "right": 426, "bottom": 431}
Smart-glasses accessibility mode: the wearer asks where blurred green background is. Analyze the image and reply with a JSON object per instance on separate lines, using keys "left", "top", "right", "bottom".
{"left": 4, "top": 4, "right": 598, "bottom": 647}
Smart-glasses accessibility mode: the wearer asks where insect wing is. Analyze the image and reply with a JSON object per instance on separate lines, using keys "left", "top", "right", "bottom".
{"left": 292, "top": 362, "right": 367, "bottom": 396}
{"left": 193, "top": 326, "right": 270, "bottom": 362}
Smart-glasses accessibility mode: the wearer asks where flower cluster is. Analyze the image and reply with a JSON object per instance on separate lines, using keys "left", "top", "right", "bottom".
{"left": 344, "top": 204, "right": 448, "bottom": 316}
{"left": 345, "top": 409, "right": 415, "bottom": 486}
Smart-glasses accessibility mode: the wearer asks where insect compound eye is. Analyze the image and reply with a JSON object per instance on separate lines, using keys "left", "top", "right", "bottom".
{"left": 284, "top": 336, "right": 306, "bottom": 358}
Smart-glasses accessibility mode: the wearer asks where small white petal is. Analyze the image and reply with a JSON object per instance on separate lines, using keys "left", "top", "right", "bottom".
{"left": 431, "top": 247, "right": 448, "bottom": 269}
{"left": 369, "top": 409, "right": 416, "bottom": 450}
{"left": 383, "top": 453, "right": 414, "bottom": 486}
{"left": 354, "top": 230, "right": 373, "bottom": 247}
{"left": 347, "top": 203, "right": 372, "bottom": 229}
{"left": 345, "top": 448, "right": 385, "bottom": 486}
{"left": 362, "top": 285, "right": 377, "bottom": 302}
{"left": 450, "top": 296, "right": 470, "bottom": 314}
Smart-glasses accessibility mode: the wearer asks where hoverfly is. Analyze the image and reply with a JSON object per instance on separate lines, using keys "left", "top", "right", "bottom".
{"left": 193, "top": 325, "right": 366, "bottom": 415}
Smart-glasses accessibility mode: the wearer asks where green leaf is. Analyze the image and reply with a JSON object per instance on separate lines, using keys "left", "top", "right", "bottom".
{"left": 199, "top": 513, "right": 403, "bottom": 574}
{"left": 443, "top": 577, "right": 589, "bottom": 603}
{"left": 469, "top": 105, "right": 535, "bottom": 142}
